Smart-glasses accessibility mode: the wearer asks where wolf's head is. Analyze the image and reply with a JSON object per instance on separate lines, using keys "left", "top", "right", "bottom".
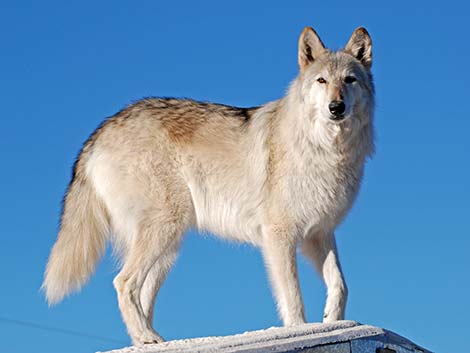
{"left": 293, "top": 26, "right": 374, "bottom": 137}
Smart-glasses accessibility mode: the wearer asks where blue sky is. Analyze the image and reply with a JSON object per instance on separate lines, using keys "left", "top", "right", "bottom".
{"left": 1, "top": 1, "right": 469, "bottom": 352}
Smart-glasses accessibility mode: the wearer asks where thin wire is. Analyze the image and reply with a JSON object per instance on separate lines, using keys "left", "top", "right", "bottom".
{"left": 0, "top": 316, "right": 127, "bottom": 345}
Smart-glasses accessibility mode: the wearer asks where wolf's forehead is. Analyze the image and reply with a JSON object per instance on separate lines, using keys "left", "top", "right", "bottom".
{"left": 315, "top": 52, "right": 360, "bottom": 75}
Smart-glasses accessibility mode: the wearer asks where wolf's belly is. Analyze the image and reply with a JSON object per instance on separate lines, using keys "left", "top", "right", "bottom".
{"left": 183, "top": 172, "right": 265, "bottom": 245}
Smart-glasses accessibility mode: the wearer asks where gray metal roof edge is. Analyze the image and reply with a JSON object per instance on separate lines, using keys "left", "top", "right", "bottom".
{"left": 227, "top": 324, "right": 386, "bottom": 353}
{"left": 99, "top": 321, "right": 432, "bottom": 353}
{"left": 382, "top": 328, "right": 434, "bottom": 353}
{"left": 99, "top": 321, "right": 362, "bottom": 353}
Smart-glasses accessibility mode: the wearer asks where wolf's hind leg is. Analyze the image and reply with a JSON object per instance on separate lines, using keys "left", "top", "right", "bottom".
{"left": 301, "top": 232, "right": 348, "bottom": 322}
{"left": 113, "top": 208, "right": 189, "bottom": 346}
{"left": 140, "top": 250, "right": 179, "bottom": 326}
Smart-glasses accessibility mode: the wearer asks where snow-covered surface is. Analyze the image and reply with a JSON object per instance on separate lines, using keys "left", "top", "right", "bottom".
{"left": 100, "top": 321, "right": 431, "bottom": 353}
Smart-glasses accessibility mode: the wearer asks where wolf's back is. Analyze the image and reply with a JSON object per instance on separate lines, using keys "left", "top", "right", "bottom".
{"left": 42, "top": 157, "right": 109, "bottom": 305}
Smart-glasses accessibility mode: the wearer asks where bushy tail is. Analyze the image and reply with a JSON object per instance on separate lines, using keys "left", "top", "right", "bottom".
{"left": 42, "top": 173, "right": 109, "bottom": 305}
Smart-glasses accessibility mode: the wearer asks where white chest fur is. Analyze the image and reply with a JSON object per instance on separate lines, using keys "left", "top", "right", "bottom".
{"left": 283, "top": 149, "right": 365, "bottom": 237}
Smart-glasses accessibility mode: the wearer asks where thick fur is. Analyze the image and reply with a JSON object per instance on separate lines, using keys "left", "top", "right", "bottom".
{"left": 43, "top": 26, "right": 375, "bottom": 345}
{"left": 43, "top": 158, "right": 109, "bottom": 304}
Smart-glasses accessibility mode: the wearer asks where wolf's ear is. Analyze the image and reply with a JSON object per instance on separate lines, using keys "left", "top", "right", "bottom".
{"left": 298, "top": 26, "right": 326, "bottom": 72}
{"left": 345, "top": 27, "right": 372, "bottom": 69}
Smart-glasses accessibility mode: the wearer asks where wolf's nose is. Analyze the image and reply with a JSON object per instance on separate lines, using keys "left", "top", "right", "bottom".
{"left": 329, "top": 100, "right": 345, "bottom": 118}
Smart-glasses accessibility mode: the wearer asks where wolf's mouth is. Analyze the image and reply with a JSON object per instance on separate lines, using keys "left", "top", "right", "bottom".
{"left": 329, "top": 114, "right": 345, "bottom": 122}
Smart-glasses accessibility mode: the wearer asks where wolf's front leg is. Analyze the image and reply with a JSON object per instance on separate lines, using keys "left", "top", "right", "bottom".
{"left": 301, "top": 231, "right": 348, "bottom": 322}
{"left": 262, "top": 226, "right": 305, "bottom": 326}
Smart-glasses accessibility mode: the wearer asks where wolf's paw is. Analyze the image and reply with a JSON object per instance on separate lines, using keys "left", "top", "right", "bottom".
{"left": 322, "top": 313, "right": 340, "bottom": 323}
{"left": 322, "top": 287, "right": 347, "bottom": 323}
{"left": 322, "top": 301, "right": 345, "bottom": 323}
{"left": 134, "top": 331, "right": 165, "bottom": 346}
{"left": 322, "top": 302, "right": 344, "bottom": 323}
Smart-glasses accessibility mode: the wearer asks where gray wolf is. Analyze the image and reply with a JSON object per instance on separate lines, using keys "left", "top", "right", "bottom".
{"left": 43, "top": 26, "right": 374, "bottom": 345}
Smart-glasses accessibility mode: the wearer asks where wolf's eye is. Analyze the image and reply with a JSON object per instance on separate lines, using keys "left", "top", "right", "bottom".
{"left": 344, "top": 76, "right": 357, "bottom": 84}
{"left": 317, "top": 77, "right": 327, "bottom": 84}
